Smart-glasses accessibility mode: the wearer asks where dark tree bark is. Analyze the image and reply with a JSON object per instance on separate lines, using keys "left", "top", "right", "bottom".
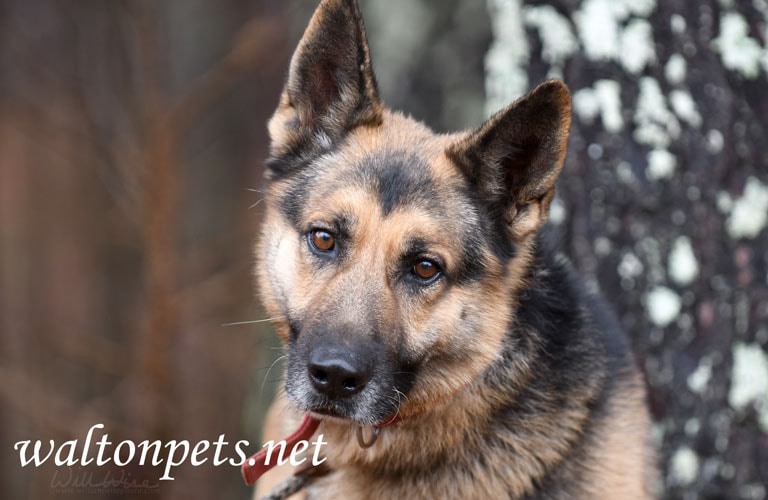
{"left": 486, "top": 0, "right": 768, "bottom": 498}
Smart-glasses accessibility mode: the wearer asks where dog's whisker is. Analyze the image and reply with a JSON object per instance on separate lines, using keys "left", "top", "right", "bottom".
{"left": 249, "top": 198, "right": 265, "bottom": 209}
{"left": 260, "top": 354, "right": 289, "bottom": 395}
{"left": 255, "top": 357, "right": 288, "bottom": 372}
{"left": 384, "top": 394, "right": 399, "bottom": 404}
{"left": 221, "top": 316, "right": 285, "bottom": 326}
{"left": 384, "top": 386, "right": 402, "bottom": 424}
{"left": 394, "top": 388, "right": 410, "bottom": 404}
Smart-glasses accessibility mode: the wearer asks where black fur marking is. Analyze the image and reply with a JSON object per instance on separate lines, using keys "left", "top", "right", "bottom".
{"left": 458, "top": 184, "right": 517, "bottom": 265}
{"left": 277, "top": 149, "right": 439, "bottom": 230}
{"left": 279, "top": 170, "right": 313, "bottom": 228}
{"left": 393, "top": 330, "right": 421, "bottom": 399}
{"left": 453, "top": 230, "right": 488, "bottom": 284}
{"left": 266, "top": 132, "right": 338, "bottom": 182}
{"left": 483, "top": 231, "right": 635, "bottom": 495}
{"left": 400, "top": 237, "right": 432, "bottom": 261}
{"left": 288, "top": 317, "right": 303, "bottom": 344}
{"left": 329, "top": 213, "right": 356, "bottom": 240}
{"left": 356, "top": 151, "right": 438, "bottom": 216}
{"left": 377, "top": 161, "right": 431, "bottom": 216}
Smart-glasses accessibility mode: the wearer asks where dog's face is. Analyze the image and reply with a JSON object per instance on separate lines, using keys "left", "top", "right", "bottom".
{"left": 256, "top": 0, "right": 570, "bottom": 425}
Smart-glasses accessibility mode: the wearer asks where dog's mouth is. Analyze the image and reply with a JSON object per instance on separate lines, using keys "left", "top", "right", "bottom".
{"left": 307, "top": 405, "right": 404, "bottom": 428}
{"left": 308, "top": 406, "right": 349, "bottom": 421}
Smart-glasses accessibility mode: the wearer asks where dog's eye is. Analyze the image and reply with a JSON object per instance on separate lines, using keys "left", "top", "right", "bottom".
{"left": 309, "top": 230, "right": 335, "bottom": 252}
{"left": 413, "top": 260, "right": 439, "bottom": 281}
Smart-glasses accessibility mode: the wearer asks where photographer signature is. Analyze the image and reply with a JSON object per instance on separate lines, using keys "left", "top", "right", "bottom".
{"left": 50, "top": 468, "right": 160, "bottom": 491}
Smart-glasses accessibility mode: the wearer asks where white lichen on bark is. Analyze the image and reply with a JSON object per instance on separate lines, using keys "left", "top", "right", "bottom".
{"left": 668, "top": 236, "right": 699, "bottom": 286}
{"left": 687, "top": 357, "right": 712, "bottom": 394}
{"left": 620, "top": 19, "right": 656, "bottom": 74}
{"left": 523, "top": 5, "right": 577, "bottom": 76}
{"left": 668, "top": 446, "right": 699, "bottom": 486}
{"left": 646, "top": 148, "right": 677, "bottom": 181}
{"left": 485, "top": 0, "right": 529, "bottom": 115}
{"left": 572, "top": 80, "right": 624, "bottom": 133}
{"left": 664, "top": 53, "right": 687, "bottom": 85}
{"left": 729, "top": 342, "right": 768, "bottom": 432}
{"left": 725, "top": 177, "right": 768, "bottom": 240}
{"left": 712, "top": 12, "right": 766, "bottom": 79}
{"left": 646, "top": 286, "right": 682, "bottom": 328}
{"left": 634, "top": 77, "right": 681, "bottom": 150}
{"left": 669, "top": 90, "right": 702, "bottom": 128}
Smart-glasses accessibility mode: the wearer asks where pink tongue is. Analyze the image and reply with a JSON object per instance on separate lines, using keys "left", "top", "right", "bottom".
{"left": 241, "top": 414, "right": 321, "bottom": 486}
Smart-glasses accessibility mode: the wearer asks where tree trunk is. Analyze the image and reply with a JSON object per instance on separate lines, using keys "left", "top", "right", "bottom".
{"left": 486, "top": 0, "right": 768, "bottom": 497}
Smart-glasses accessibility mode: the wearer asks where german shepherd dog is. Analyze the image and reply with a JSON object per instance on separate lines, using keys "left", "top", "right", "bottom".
{"left": 253, "top": 0, "right": 658, "bottom": 498}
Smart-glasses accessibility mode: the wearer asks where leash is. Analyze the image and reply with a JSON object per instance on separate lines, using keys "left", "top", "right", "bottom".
{"left": 257, "top": 475, "right": 310, "bottom": 500}
{"left": 243, "top": 412, "right": 404, "bottom": 499}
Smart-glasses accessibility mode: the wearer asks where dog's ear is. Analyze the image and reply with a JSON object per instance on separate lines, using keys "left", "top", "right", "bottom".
{"left": 267, "top": 0, "right": 381, "bottom": 173}
{"left": 447, "top": 80, "right": 571, "bottom": 240}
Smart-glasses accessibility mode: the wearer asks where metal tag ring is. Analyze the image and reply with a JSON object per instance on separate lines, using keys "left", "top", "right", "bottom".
{"left": 356, "top": 426, "right": 380, "bottom": 448}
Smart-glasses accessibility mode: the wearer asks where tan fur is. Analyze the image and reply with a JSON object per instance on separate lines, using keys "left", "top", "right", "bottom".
{"left": 580, "top": 372, "right": 659, "bottom": 499}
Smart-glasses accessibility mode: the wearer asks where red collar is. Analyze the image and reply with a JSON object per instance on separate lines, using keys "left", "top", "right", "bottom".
{"left": 241, "top": 412, "right": 405, "bottom": 486}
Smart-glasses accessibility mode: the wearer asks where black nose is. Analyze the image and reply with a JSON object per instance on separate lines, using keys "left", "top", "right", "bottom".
{"left": 308, "top": 344, "right": 371, "bottom": 398}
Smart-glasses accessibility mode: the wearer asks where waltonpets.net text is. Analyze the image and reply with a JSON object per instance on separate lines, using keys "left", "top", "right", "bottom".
{"left": 14, "top": 423, "right": 327, "bottom": 480}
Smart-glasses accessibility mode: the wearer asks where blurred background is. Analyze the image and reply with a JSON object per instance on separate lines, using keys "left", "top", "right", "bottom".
{"left": 0, "top": 0, "right": 766, "bottom": 498}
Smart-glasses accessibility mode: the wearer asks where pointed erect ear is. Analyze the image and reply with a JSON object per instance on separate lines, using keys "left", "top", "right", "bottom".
{"left": 447, "top": 80, "right": 571, "bottom": 240}
{"left": 267, "top": 0, "right": 381, "bottom": 169}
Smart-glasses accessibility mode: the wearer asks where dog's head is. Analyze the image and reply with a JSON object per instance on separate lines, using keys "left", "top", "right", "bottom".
{"left": 256, "top": 0, "right": 571, "bottom": 425}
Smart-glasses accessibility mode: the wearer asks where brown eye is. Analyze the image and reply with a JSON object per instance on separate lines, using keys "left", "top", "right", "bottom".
{"left": 310, "top": 230, "right": 335, "bottom": 252}
{"left": 414, "top": 260, "right": 439, "bottom": 281}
